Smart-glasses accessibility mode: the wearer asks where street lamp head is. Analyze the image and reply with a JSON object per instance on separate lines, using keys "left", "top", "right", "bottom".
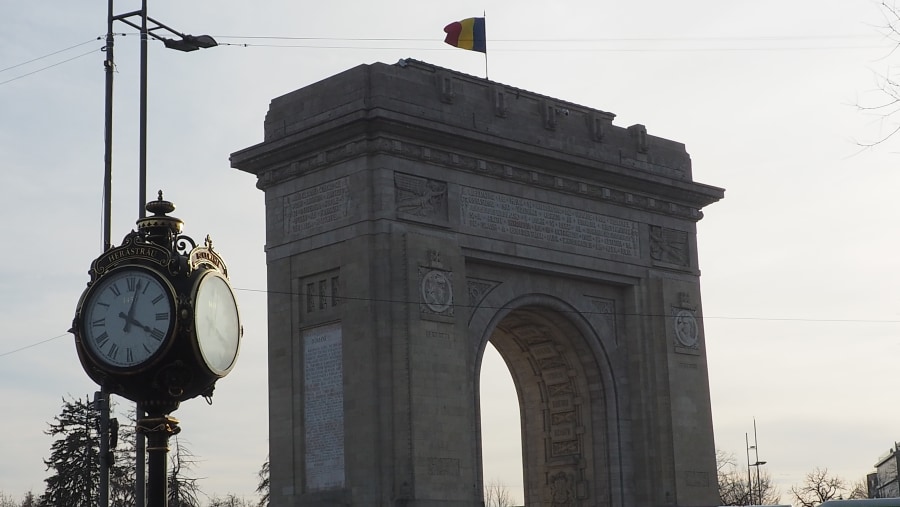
{"left": 184, "top": 34, "right": 217, "bottom": 49}
{"left": 161, "top": 34, "right": 217, "bottom": 52}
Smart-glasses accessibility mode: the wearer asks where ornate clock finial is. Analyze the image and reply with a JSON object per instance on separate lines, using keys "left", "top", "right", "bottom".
{"left": 137, "top": 190, "right": 184, "bottom": 245}
{"left": 145, "top": 190, "right": 176, "bottom": 215}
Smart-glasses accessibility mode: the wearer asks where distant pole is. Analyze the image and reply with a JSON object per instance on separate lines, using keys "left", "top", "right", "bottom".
{"left": 745, "top": 432, "right": 753, "bottom": 505}
{"left": 753, "top": 418, "right": 762, "bottom": 504}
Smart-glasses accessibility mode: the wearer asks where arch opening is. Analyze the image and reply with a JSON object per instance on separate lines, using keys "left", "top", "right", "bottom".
{"left": 480, "top": 341, "right": 525, "bottom": 505}
{"left": 478, "top": 305, "right": 611, "bottom": 507}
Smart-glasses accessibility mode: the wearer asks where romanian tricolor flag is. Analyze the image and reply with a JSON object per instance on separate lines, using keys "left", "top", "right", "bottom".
{"left": 443, "top": 17, "right": 486, "bottom": 53}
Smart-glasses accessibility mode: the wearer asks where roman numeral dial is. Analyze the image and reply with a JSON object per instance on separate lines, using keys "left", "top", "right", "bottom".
{"left": 81, "top": 267, "right": 174, "bottom": 369}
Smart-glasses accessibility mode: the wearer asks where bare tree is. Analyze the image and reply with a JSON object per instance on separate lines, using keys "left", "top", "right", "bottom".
{"left": 790, "top": 467, "right": 847, "bottom": 507}
{"left": 857, "top": 1, "right": 900, "bottom": 146}
{"left": 717, "top": 449, "right": 780, "bottom": 506}
{"left": 168, "top": 435, "right": 203, "bottom": 507}
{"left": 207, "top": 494, "right": 254, "bottom": 507}
{"left": 846, "top": 477, "right": 870, "bottom": 500}
{"left": 483, "top": 479, "right": 515, "bottom": 507}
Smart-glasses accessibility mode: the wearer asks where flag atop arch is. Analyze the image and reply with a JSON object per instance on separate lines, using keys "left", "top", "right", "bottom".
{"left": 443, "top": 17, "right": 486, "bottom": 53}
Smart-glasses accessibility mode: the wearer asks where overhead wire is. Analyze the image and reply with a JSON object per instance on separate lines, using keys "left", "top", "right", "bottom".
{"left": 0, "top": 32, "right": 888, "bottom": 86}
{"left": 0, "top": 47, "right": 101, "bottom": 86}
{"left": 0, "top": 37, "right": 100, "bottom": 74}
{"left": 0, "top": 334, "right": 71, "bottom": 358}
{"left": 5, "top": 285, "right": 899, "bottom": 359}
{"left": 230, "top": 286, "right": 900, "bottom": 324}
{"left": 208, "top": 32, "right": 885, "bottom": 51}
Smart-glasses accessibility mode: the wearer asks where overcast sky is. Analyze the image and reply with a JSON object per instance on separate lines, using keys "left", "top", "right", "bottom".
{"left": 3, "top": 0, "right": 900, "bottom": 504}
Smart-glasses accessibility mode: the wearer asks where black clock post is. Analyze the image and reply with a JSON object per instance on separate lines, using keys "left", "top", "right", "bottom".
{"left": 72, "top": 192, "right": 242, "bottom": 507}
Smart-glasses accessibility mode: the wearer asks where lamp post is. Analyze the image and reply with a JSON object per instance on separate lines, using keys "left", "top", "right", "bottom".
{"left": 750, "top": 460, "right": 767, "bottom": 504}
{"left": 99, "top": 3, "right": 217, "bottom": 506}
{"left": 746, "top": 433, "right": 753, "bottom": 505}
{"left": 106, "top": 2, "right": 218, "bottom": 221}
{"left": 746, "top": 418, "right": 767, "bottom": 506}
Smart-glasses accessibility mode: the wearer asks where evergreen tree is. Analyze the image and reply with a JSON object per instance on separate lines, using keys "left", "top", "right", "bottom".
{"left": 40, "top": 396, "right": 100, "bottom": 507}
{"left": 109, "top": 410, "right": 137, "bottom": 507}
{"left": 20, "top": 491, "right": 37, "bottom": 507}
{"left": 0, "top": 491, "right": 19, "bottom": 507}
{"left": 255, "top": 457, "right": 269, "bottom": 507}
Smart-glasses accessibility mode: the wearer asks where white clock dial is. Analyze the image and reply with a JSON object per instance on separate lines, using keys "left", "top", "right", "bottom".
{"left": 82, "top": 268, "right": 174, "bottom": 369}
{"left": 193, "top": 272, "right": 241, "bottom": 375}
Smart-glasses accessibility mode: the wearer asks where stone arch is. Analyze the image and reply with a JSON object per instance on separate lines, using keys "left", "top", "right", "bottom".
{"left": 233, "top": 60, "right": 724, "bottom": 507}
{"left": 472, "top": 292, "right": 626, "bottom": 507}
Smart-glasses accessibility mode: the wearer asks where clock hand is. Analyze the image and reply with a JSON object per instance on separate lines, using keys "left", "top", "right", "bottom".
{"left": 206, "top": 316, "right": 229, "bottom": 343}
{"left": 122, "top": 280, "right": 142, "bottom": 333}
{"left": 118, "top": 312, "right": 152, "bottom": 334}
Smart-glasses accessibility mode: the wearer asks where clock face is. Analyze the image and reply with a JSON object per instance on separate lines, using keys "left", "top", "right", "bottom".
{"left": 82, "top": 267, "right": 175, "bottom": 369}
{"left": 193, "top": 272, "right": 240, "bottom": 375}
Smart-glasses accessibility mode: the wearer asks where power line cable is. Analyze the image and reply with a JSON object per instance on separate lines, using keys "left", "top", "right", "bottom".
{"left": 233, "top": 286, "right": 900, "bottom": 323}
{"left": 0, "top": 31, "right": 884, "bottom": 87}
{"left": 0, "top": 37, "right": 100, "bottom": 74}
{"left": 0, "top": 333, "right": 70, "bottom": 358}
{"left": 0, "top": 47, "right": 101, "bottom": 86}
{"left": 211, "top": 34, "right": 877, "bottom": 43}
{"left": 208, "top": 33, "right": 885, "bottom": 51}
{"left": 4, "top": 286, "right": 899, "bottom": 359}
{"left": 218, "top": 43, "right": 886, "bottom": 52}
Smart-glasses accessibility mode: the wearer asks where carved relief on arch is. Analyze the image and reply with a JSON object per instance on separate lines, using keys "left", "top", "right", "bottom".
{"left": 498, "top": 311, "right": 594, "bottom": 506}
{"left": 466, "top": 278, "right": 500, "bottom": 309}
{"left": 547, "top": 470, "right": 576, "bottom": 507}
{"left": 418, "top": 267, "right": 454, "bottom": 317}
{"left": 650, "top": 225, "right": 690, "bottom": 267}
{"left": 394, "top": 172, "right": 448, "bottom": 222}
{"left": 590, "top": 297, "right": 618, "bottom": 346}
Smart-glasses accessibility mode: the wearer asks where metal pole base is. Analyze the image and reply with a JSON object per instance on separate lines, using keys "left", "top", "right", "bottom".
{"left": 137, "top": 414, "right": 180, "bottom": 507}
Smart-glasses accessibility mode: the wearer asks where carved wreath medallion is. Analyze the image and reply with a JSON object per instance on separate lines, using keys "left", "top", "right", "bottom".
{"left": 673, "top": 309, "right": 699, "bottom": 348}
{"left": 420, "top": 269, "right": 453, "bottom": 314}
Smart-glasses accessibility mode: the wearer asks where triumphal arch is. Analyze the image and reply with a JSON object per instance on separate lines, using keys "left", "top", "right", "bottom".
{"left": 231, "top": 59, "right": 724, "bottom": 507}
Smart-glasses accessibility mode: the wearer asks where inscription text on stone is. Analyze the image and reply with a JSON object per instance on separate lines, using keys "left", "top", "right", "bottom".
{"left": 303, "top": 323, "right": 345, "bottom": 491}
{"left": 459, "top": 187, "right": 639, "bottom": 257}
{"left": 284, "top": 177, "right": 350, "bottom": 236}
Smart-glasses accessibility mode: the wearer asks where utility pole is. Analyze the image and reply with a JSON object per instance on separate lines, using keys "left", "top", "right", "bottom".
{"left": 753, "top": 418, "right": 762, "bottom": 504}
{"left": 746, "top": 433, "right": 753, "bottom": 505}
{"left": 94, "top": 390, "right": 110, "bottom": 507}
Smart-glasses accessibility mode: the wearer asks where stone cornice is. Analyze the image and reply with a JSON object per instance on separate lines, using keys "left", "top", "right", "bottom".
{"left": 233, "top": 114, "right": 721, "bottom": 222}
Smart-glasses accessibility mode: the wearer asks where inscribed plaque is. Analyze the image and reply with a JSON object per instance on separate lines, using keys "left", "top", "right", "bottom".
{"left": 283, "top": 177, "right": 350, "bottom": 236}
{"left": 459, "top": 187, "right": 639, "bottom": 257}
{"left": 303, "top": 323, "right": 345, "bottom": 491}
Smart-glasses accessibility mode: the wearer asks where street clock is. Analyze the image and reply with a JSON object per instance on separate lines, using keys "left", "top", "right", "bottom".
{"left": 72, "top": 192, "right": 242, "bottom": 410}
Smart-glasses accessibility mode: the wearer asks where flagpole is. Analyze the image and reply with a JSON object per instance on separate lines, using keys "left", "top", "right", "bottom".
{"left": 483, "top": 11, "right": 489, "bottom": 80}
